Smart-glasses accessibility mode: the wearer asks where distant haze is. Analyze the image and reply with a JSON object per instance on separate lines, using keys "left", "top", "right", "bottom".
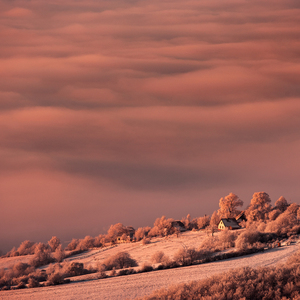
{"left": 1, "top": 0, "right": 300, "bottom": 253}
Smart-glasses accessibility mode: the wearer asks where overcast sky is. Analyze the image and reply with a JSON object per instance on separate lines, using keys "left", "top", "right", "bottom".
{"left": 1, "top": 0, "right": 300, "bottom": 252}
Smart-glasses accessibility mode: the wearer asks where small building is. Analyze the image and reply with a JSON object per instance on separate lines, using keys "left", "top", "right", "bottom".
{"left": 116, "top": 226, "right": 136, "bottom": 243}
{"left": 236, "top": 211, "right": 247, "bottom": 223}
{"left": 126, "top": 226, "right": 136, "bottom": 239}
{"left": 171, "top": 221, "right": 186, "bottom": 232}
{"left": 218, "top": 218, "right": 241, "bottom": 230}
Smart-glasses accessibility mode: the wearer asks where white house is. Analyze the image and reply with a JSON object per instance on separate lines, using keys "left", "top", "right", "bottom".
{"left": 218, "top": 218, "right": 241, "bottom": 230}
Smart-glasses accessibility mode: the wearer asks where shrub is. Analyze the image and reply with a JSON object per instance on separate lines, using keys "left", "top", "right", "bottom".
{"left": 218, "top": 229, "right": 237, "bottom": 248}
{"left": 181, "top": 214, "right": 198, "bottom": 230}
{"left": 28, "top": 277, "right": 40, "bottom": 288}
{"left": 148, "top": 216, "right": 175, "bottom": 237}
{"left": 4, "top": 241, "right": 37, "bottom": 257}
{"left": 102, "top": 252, "right": 138, "bottom": 271}
{"left": 199, "top": 230, "right": 237, "bottom": 252}
{"left": 151, "top": 251, "right": 170, "bottom": 264}
{"left": 197, "top": 215, "right": 210, "bottom": 230}
{"left": 139, "top": 263, "right": 153, "bottom": 273}
{"left": 53, "top": 245, "right": 65, "bottom": 262}
{"left": 118, "top": 268, "right": 136, "bottom": 276}
{"left": 16, "top": 281, "right": 26, "bottom": 289}
{"left": 66, "top": 262, "right": 85, "bottom": 277}
{"left": 29, "top": 243, "right": 55, "bottom": 268}
{"left": 135, "top": 227, "right": 151, "bottom": 241}
{"left": 76, "top": 236, "right": 95, "bottom": 251}
{"left": 265, "top": 207, "right": 299, "bottom": 235}
{"left": 13, "top": 262, "right": 34, "bottom": 278}
{"left": 173, "top": 247, "right": 201, "bottom": 266}
{"left": 235, "top": 230, "right": 261, "bottom": 249}
{"left": 17, "top": 240, "right": 37, "bottom": 256}
{"left": 45, "top": 272, "right": 65, "bottom": 286}
{"left": 142, "top": 237, "right": 150, "bottom": 245}
{"left": 66, "top": 239, "right": 79, "bottom": 251}
{"left": 48, "top": 236, "right": 61, "bottom": 252}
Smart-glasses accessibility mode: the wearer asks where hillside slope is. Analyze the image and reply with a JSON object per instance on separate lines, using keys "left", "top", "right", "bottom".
{"left": 1, "top": 230, "right": 299, "bottom": 300}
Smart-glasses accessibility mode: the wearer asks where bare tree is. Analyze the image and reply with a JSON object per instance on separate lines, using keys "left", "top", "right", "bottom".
{"left": 48, "top": 236, "right": 61, "bottom": 252}
{"left": 107, "top": 223, "right": 127, "bottom": 242}
{"left": 181, "top": 214, "right": 191, "bottom": 230}
{"left": 210, "top": 211, "right": 220, "bottom": 227}
{"left": 53, "top": 245, "right": 65, "bottom": 262}
{"left": 197, "top": 215, "right": 210, "bottom": 229}
{"left": 275, "top": 196, "right": 288, "bottom": 212}
{"left": 246, "top": 192, "right": 272, "bottom": 222}
{"left": 135, "top": 227, "right": 151, "bottom": 241}
{"left": 218, "top": 193, "right": 243, "bottom": 218}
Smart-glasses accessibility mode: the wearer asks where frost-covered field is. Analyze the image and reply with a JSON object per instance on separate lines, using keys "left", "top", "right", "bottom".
{"left": 1, "top": 231, "right": 299, "bottom": 300}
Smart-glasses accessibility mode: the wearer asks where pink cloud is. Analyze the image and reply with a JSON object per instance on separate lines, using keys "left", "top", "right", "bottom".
{"left": 3, "top": 7, "right": 33, "bottom": 18}
{"left": 1, "top": 0, "right": 300, "bottom": 252}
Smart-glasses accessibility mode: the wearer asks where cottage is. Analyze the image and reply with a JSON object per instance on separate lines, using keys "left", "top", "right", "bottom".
{"left": 171, "top": 221, "right": 186, "bottom": 232}
{"left": 218, "top": 218, "right": 241, "bottom": 230}
{"left": 116, "top": 226, "right": 136, "bottom": 243}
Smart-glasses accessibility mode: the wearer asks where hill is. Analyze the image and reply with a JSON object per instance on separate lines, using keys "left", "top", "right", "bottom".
{"left": 1, "top": 230, "right": 299, "bottom": 300}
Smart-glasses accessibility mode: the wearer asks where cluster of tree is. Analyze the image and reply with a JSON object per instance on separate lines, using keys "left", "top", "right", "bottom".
{"left": 0, "top": 249, "right": 139, "bottom": 291}
{"left": 0, "top": 260, "right": 87, "bottom": 290}
{"left": 4, "top": 237, "right": 65, "bottom": 264}
{"left": 4, "top": 191, "right": 300, "bottom": 260}
{"left": 189, "top": 192, "right": 300, "bottom": 237}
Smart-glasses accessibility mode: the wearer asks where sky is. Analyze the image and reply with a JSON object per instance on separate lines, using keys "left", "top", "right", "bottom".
{"left": 1, "top": 0, "right": 300, "bottom": 253}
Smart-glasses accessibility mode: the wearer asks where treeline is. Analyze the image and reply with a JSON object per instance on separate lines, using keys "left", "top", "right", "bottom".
{"left": 4, "top": 192, "right": 299, "bottom": 258}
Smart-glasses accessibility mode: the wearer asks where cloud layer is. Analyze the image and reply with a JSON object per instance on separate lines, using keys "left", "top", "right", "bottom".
{"left": 0, "top": 0, "right": 300, "bottom": 252}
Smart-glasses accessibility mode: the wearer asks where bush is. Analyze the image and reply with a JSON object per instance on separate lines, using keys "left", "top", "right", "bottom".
{"left": 16, "top": 281, "right": 26, "bottom": 289}
{"left": 28, "top": 277, "right": 40, "bottom": 288}
{"left": 265, "top": 208, "right": 299, "bottom": 235}
{"left": 45, "top": 272, "right": 65, "bottom": 286}
{"left": 29, "top": 243, "right": 55, "bottom": 268}
{"left": 173, "top": 247, "right": 199, "bottom": 266}
{"left": 48, "top": 236, "right": 61, "bottom": 252}
{"left": 197, "top": 215, "right": 210, "bottom": 229}
{"left": 13, "top": 262, "right": 34, "bottom": 278}
{"left": 235, "top": 230, "right": 261, "bottom": 249}
{"left": 102, "top": 252, "right": 138, "bottom": 271}
{"left": 199, "top": 230, "right": 238, "bottom": 252}
{"left": 17, "top": 240, "right": 37, "bottom": 256}
{"left": 53, "top": 245, "right": 65, "bottom": 262}
{"left": 151, "top": 251, "right": 170, "bottom": 264}
{"left": 142, "top": 237, "right": 150, "bottom": 245}
{"left": 66, "top": 239, "right": 79, "bottom": 251}
{"left": 118, "top": 268, "right": 136, "bottom": 276}
{"left": 143, "top": 262, "right": 300, "bottom": 300}
{"left": 135, "top": 227, "right": 151, "bottom": 241}
{"left": 66, "top": 262, "right": 85, "bottom": 277}
{"left": 139, "top": 263, "right": 153, "bottom": 273}
{"left": 148, "top": 216, "right": 175, "bottom": 237}
{"left": 4, "top": 241, "right": 37, "bottom": 257}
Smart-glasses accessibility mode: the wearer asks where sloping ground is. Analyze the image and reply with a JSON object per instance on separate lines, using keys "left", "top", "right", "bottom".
{"left": 0, "top": 231, "right": 208, "bottom": 272}
{"left": 64, "top": 230, "right": 209, "bottom": 270}
{"left": 0, "top": 255, "right": 32, "bottom": 270}
{"left": 2, "top": 242, "right": 299, "bottom": 300}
